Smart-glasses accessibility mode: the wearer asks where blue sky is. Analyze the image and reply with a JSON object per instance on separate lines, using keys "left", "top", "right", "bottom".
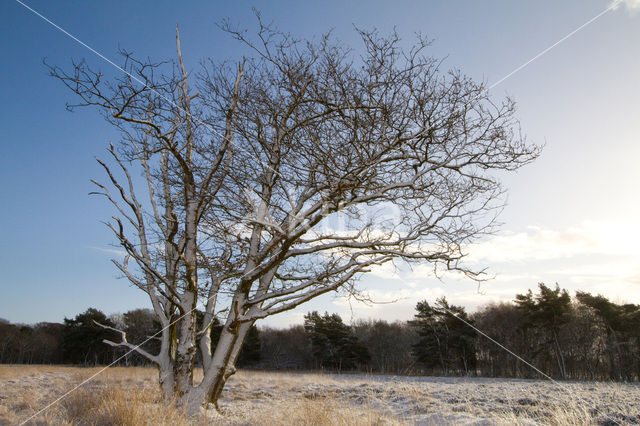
{"left": 1, "top": 0, "right": 639, "bottom": 326}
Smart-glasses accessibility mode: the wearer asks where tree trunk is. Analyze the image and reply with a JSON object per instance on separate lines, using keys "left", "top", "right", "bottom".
{"left": 165, "top": 317, "right": 252, "bottom": 414}
{"left": 553, "top": 332, "right": 567, "bottom": 379}
{"left": 155, "top": 297, "right": 255, "bottom": 414}
{"left": 158, "top": 360, "right": 175, "bottom": 401}
{"left": 172, "top": 304, "right": 198, "bottom": 398}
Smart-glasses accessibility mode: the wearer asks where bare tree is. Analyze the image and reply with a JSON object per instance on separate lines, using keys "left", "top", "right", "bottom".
{"left": 50, "top": 19, "right": 539, "bottom": 413}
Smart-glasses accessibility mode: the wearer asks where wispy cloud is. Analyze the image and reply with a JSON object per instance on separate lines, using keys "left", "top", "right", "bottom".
{"left": 87, "top": 246, "right": 127, "bottom": 257}
{"left": 320, "top": 219, "right": 640, "bottom": 323}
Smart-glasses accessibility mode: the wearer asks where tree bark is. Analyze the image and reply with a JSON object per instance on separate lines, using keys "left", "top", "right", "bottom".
{"left": 172, "top": 306, "right": 197, "bottom": 398}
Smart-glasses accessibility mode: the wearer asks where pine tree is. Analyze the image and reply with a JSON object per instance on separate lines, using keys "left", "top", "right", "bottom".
{"left": 62, "top": 308, "right": 117, "bottom": 365}
{"left": 576, "top": 291, "right": 640, "bottom": 380}
{"left": 304, "top": 311, "right": 370, "bottom": 371}
{"left": 409, "top": 297, "right": 476, "bottom": 375}
{"left": 515, "top": 283, "right": 572, "bottom": 379}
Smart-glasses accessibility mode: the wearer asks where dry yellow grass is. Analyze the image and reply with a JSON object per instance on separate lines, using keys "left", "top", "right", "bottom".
{"left": 1, "top": 366, "right": 639, "bottom": 425}
{"left": 0, "top": 367, "right": 402, "bottom": 425}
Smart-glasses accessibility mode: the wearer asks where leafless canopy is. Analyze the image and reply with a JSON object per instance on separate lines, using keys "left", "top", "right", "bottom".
{"left": 50, "top": 20, "right": 539, "bottom": 411}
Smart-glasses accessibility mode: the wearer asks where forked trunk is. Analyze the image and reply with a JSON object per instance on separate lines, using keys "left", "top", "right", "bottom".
{"left": 155, "top": 307, "right": 200, "bottom": 409}
{"left": 155, "top": 318, "right": 253, "bottom": 415}
{"left": 207, "top": 322, "right": 253, "bottom": 406}
{"left": 195, "top": 321, "right": 253, "bottom": 412}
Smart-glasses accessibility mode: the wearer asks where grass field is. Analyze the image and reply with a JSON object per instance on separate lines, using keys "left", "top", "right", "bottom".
{"left": 1, "top": 365, "right": 639, "bottom": 425}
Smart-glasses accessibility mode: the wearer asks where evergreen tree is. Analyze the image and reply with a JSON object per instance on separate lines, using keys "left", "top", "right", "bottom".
{"left": 121, "top": 309, "right": 162, "bottom": 365}
{"left": 236, "top": 325, "right": 262, "bottom": 367}
{"left": 304, "top": 311, "right": 370, "bottom": 371}
{"left": 409, "top": 297, "right": 476, "bottom": 375}
{"left": 62, "top": 308, "right": 117, "bottom": 365}
{"left": 515, "top": 283, "right": 572, "bottom": 379}
{"left": 576, "top": 291, "right": 640, "bottom": 380}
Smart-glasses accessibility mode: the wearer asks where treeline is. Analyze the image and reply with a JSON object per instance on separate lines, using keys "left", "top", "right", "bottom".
{"left": 0, "top": 308, "right": 261, "bottom": 367}
{"left": 2, "top": 284, "right": 639, "bottom": 381}
{"left": 475, "top": 285, "right": 640, "bottom": 381}
{"left": 259, "top": 284, "right": 640, "bottom": 381}
{"left": 0, "top": 308, "right": 152, "bottom": 365}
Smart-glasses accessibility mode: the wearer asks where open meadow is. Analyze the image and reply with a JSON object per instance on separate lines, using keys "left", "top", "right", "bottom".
{"left": 1, "top": 365, "right": 639, "bottom": 425}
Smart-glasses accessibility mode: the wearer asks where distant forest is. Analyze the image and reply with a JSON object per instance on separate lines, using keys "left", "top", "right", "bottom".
{"left": 2, "top": 283, "right": 639, "bottom": 381}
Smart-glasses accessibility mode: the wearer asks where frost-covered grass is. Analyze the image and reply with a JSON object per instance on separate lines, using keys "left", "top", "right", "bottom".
{"left": 1, "top": 365, "right": 639, "bottom": 425}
